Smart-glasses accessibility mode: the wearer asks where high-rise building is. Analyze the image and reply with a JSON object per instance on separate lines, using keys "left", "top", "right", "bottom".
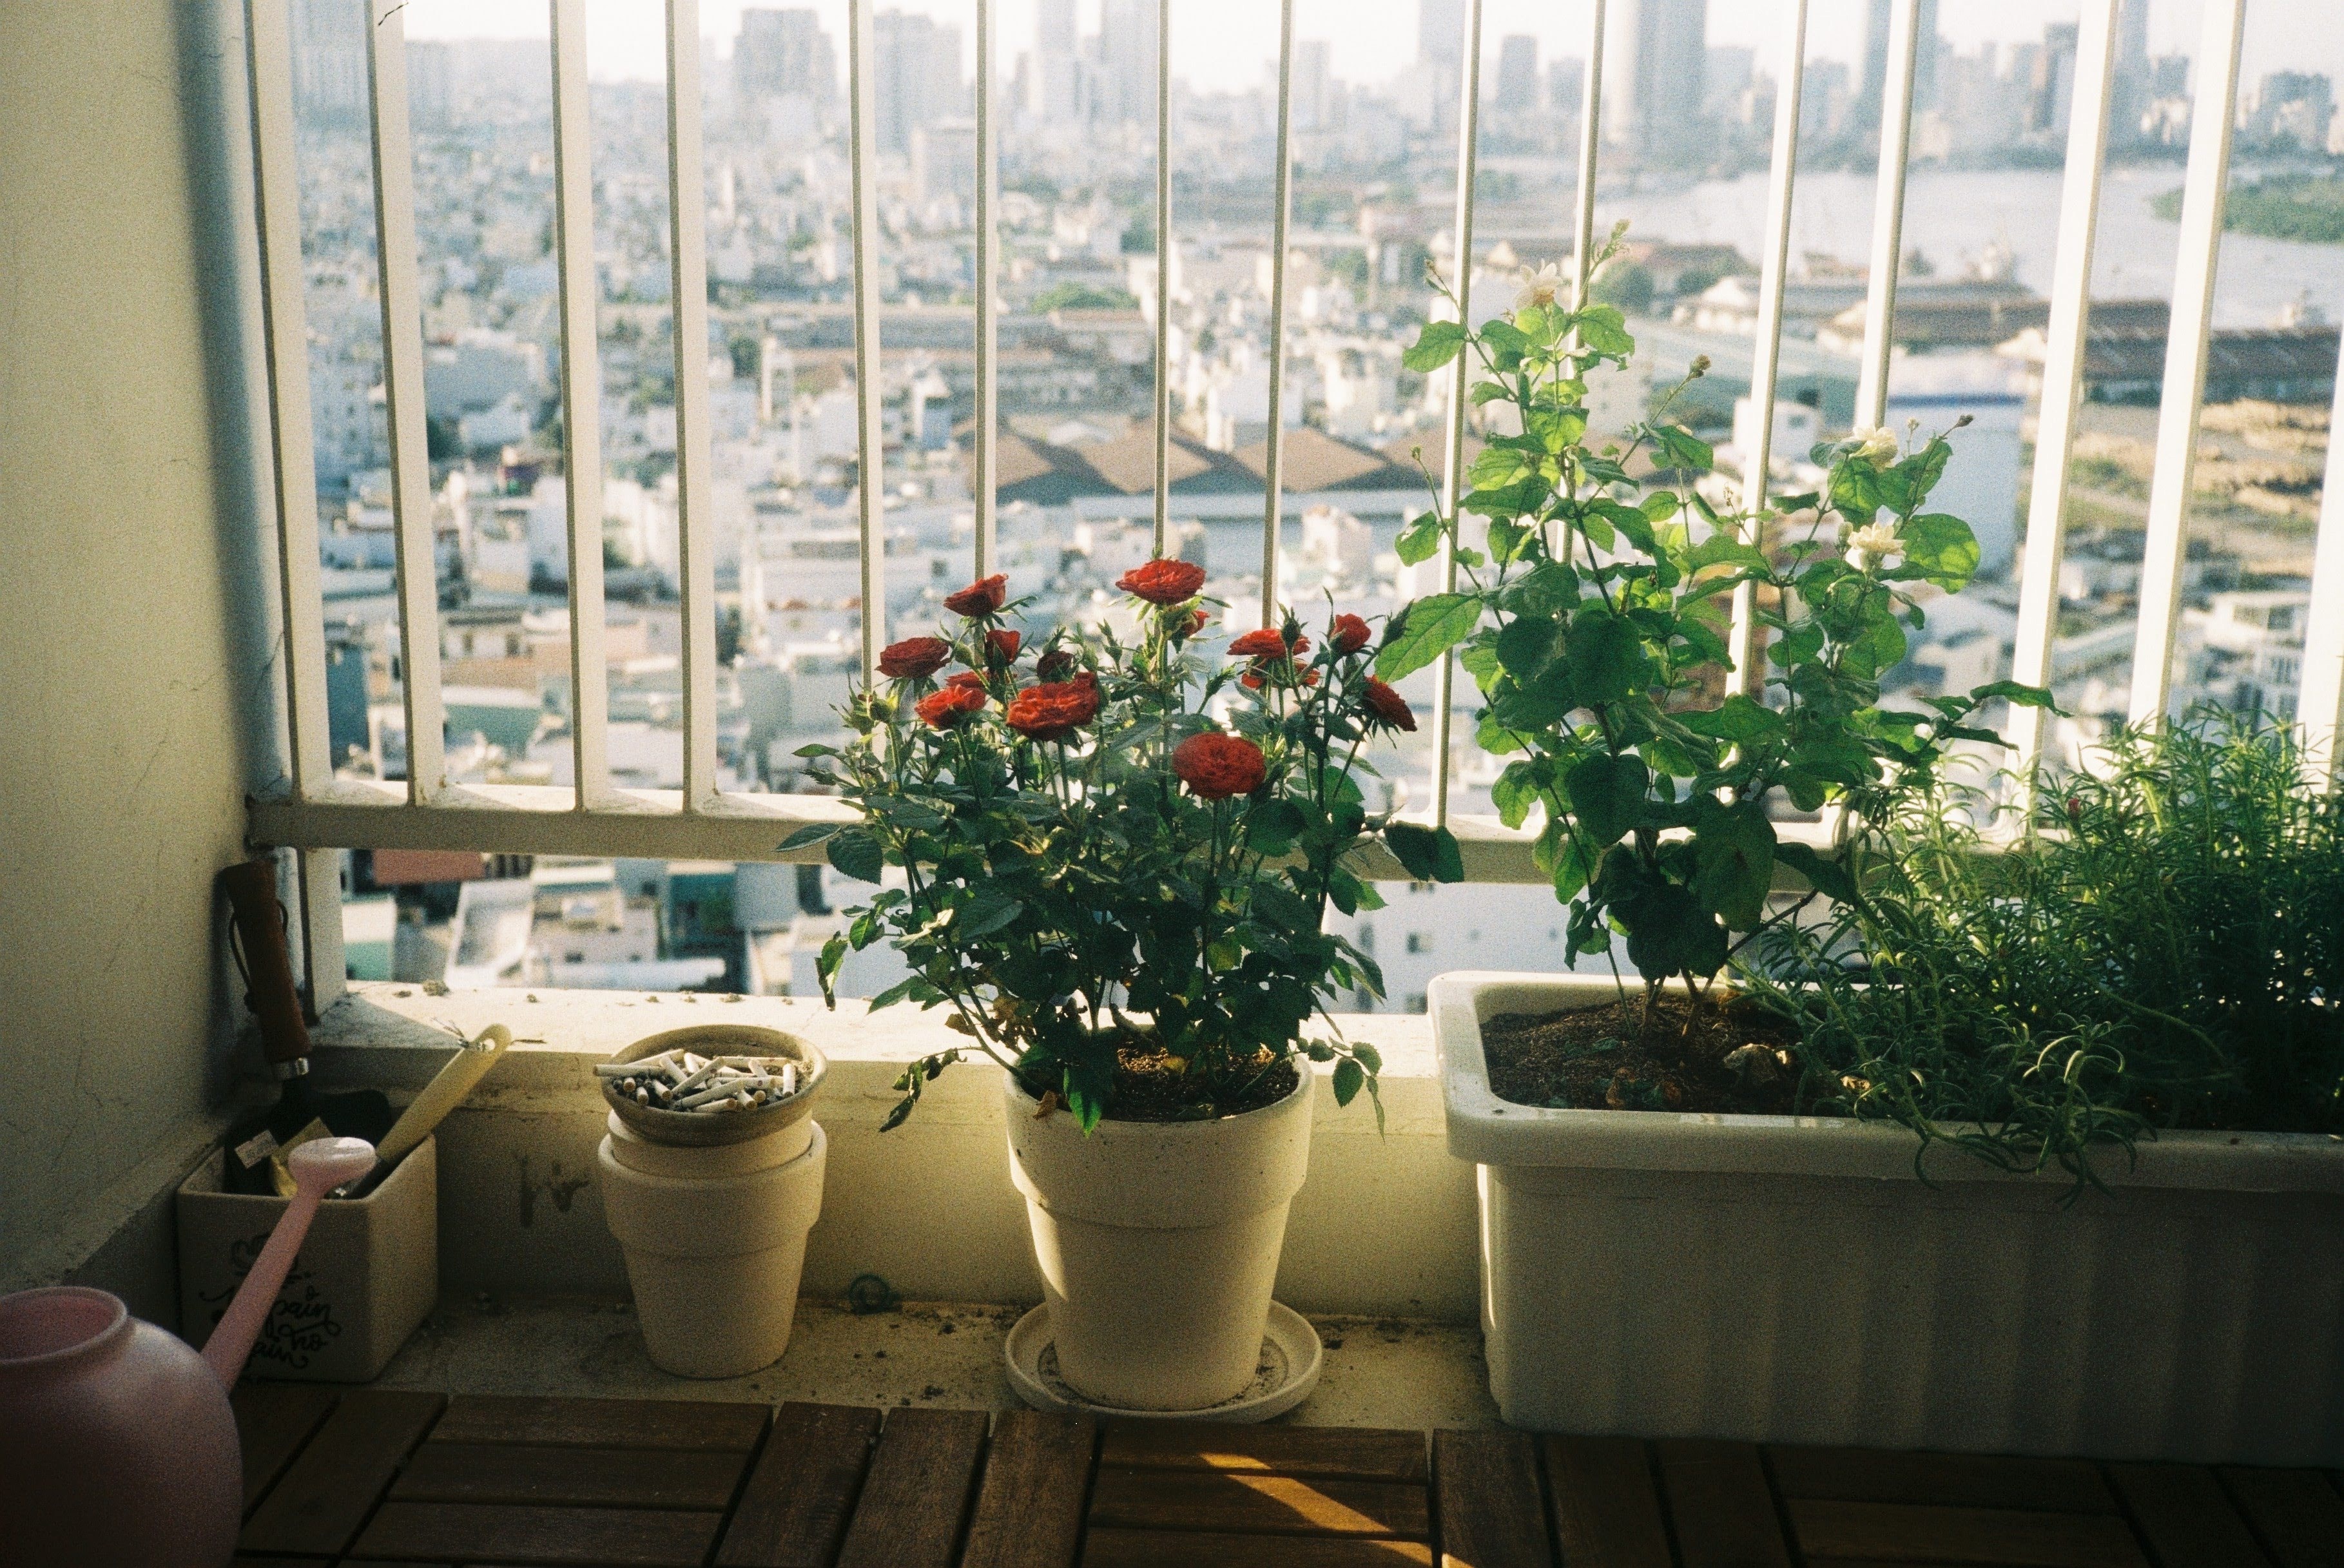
{"left": 291, "top": 0, "right": 368, "bottom": 129}
{"left": 737, "top": 10, "right": 835, "bottom": 107}
{"left": 1036, "top": 0, "right": 1078, "bottom": 59}
{"left": 1854, "top": 0, "right": 1940, "bottom": 135}
{"left": 873, "top": 10, "right": 964, "bottom": 155}
{"left": 2029, "top": 23, "right": 2078, "bottom": 141}
{"left": 1602, "top": 0, "right": 1708, "bottom": 165}
{"left": 1098, "top": 0, "right": 1160, "bottom": 127}
{"left": 1549, "top": 58, "right": 1587, "bottom": 117}
{"left": 1419, "top": 0, "right": 1466, "bottom": 73}
{"left": 2110, "top": 0, "right": 2152, "bottom": 145}
{"left": 1295, "top": 39, "right": 1335, "bottom": 133}
{"left": 1494, "top": 36, "right": 1541, "bottom": 114}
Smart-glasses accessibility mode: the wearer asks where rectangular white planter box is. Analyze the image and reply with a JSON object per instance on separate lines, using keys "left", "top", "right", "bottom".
{"left": 175, "top": 1136, "right": 438, "bottom": 1382}
{"left": 1431, "top": 971, "right": 2344, "bottom": 1464}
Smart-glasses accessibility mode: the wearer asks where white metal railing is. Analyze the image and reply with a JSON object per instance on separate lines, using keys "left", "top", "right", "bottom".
{"left": 238, "top": 0, "right": 2344, "bottom": 1009}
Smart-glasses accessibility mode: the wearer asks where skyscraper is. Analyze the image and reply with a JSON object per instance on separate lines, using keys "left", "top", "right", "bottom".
{"left": 873, "top": 10, "right": 964, "bottom": 156}
{"left": 1098, "top": 0, "right": 1160, "bottom": 127}
{"left": 1419, "top": 0, "right": 1466, "bottom": 73}
{"left": 1602, "top": 0, "right": 1708, "bottom": 166}
{"left": 735, "top": 10, "right": 835, "bottom": 108}
{"left": 1495, "top": 36, "right": 1541, "bottom": 114}
{"left": 1855, "top": 0, "right": 1941, "bottom": 135}
{"left": 291, "top": 0, "right": 368, "bottom": 129}
{"left": 2110, "top": 0, "right": 2152, "bottom": 146}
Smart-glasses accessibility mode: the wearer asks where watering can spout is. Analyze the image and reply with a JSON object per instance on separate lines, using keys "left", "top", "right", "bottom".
{"left": 200, "top": 1136, "right": 376, "bottom": 1386}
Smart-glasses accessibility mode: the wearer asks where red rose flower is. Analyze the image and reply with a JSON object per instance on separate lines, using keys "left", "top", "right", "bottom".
{"left": 1118, "top": 558, "right": 1207, "bottom": 605}
{"left": 877, "top": 635, "right": 951, "bottom": 679}
{"left": 986, "top": 628, "right": 1023, "bottom": 664}
{"left": 916, "top": 684, "right": 988, "bottom": 728}
{"left": 1172, "top": 732, "right": 1267, "bottom": 800}
{"left": 1330, "top": 614, "right": 1371, "bottom": 655}
{"left": 1036, "top": 648, "right": 1077, "bottom": 681}
{"left": 944, "top": 574, "right": 1007, "bottom": 617}
{"left": 1005, "top": 678, "right": 1102, "bottom": 741}
{"left": 1362, "top": 677, "right": 1416, "bottom": 732}
{"left": 1228, "top": 627, "right": 1308, "bottom": 661}
{"left": 944, "top": 670, "right": 988, "bottom": 692}
{"left": 1176, "top": 608, "right": 1210, "bottom": 639}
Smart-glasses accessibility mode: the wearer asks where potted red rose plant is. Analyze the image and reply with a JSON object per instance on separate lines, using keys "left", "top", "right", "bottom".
{"left": 791, "top": 561, "right": 1459, "bottom": 1411}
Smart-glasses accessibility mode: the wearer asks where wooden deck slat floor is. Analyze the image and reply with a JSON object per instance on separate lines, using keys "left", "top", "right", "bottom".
{"left": 227, "top": 1386, "right": 2337, "bottom": 1567}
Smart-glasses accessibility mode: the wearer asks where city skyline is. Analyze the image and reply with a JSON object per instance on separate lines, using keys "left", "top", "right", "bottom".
{"left": 398, "top": 0, "right": 2344, "bottom": 97}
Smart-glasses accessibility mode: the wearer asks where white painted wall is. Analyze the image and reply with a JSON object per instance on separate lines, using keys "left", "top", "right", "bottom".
{"left": 0, "top": 2, "right": 272, "bottom": 1319}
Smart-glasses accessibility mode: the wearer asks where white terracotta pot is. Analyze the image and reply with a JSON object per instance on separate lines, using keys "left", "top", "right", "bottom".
{"left": 1003, "top": 1067, "right": 1313, "bottom": 1410}
{"left": 596, "top": 1111, "right": 826, "bottom": 1378}
{"left": 1431, "top": 970, "right": 2344, "bottom": 1464}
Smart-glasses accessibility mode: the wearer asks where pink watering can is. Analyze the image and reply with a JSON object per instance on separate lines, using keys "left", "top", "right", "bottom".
{"left": 0, "top": 1137, "right": 378, "bottom": 1568}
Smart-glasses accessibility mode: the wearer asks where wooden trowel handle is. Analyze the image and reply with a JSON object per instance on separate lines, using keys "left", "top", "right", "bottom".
{"left": 224, "top": 857, "right": 311, "bottom": 1070}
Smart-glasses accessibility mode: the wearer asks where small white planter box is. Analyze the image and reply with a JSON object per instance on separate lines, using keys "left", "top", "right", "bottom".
{"left": 175, "top": 1136, "right": 438, "bottom": 1383}
{"left": 1431, "top": 971, "right": 2344, "bottom": 1465}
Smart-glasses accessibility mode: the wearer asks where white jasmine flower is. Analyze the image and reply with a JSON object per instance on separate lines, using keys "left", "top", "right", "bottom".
{"left": 1515, "top": 260, "right": 1567, "bottom": 313}
{"left": 1848, "top": 425, "right": 1900, "bottom": 465}
{"left": 1845, "top": 521, "right": 1904, "bottom": 571}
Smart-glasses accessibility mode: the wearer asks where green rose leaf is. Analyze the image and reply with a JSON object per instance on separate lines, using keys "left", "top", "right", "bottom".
{"left": 1690, "top": 804, "right": 1776, "bottom": 929}
{"left": 1565, "top": 753, "right": 1647, "bottom": 848}
{"left": 778, "top": 822, "right": 842, "bottom": 851}
{"left": 1386, "top": 821, "right": 1466, "bottom": 882}
{"left": 1402, "top": 319, "right": 1467, "bottom": 372}
{"left": 1375, "top": 593, "right": 1482, "bottom": 681}
{"left": 826, "top": 829, "right": 886, "bottom": 883}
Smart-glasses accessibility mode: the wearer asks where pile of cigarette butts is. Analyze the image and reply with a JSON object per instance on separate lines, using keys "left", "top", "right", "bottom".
{"left": 596, "top": 1050, "right": 802, "bottom": 1114}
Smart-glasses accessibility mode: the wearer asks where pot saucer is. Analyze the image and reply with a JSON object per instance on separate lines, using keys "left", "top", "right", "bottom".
{"left": 1002, "top": 1301, "right": 1322, "bottom": 1424}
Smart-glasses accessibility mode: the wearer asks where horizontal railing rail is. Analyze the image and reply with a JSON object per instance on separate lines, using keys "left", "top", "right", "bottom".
{"left": 237, "top": 0, "right": 2344, "bottom": 1016}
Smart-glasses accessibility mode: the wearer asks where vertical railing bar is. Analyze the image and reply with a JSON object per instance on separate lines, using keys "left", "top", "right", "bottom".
{"left": 974, "top": 0, "right": 1000, "bottom": 577}
{"left": 364, "top": 0, "right": 447, "bottom": 802}
{"left": 550, "top": 0, "right": 613, "bottom": 808}
{"left": 666, "top": 0, "right": 720, "bottom": 808}
{"left": 1150, "top": 0, "right": 1172, "bottom": 558}
{"left": 847, "top": 0, "right": 887, "bottom": 672}
{"left": 1567, "top": 0, "right": 1607, "bottom": 313}
{"left": 1427, "top": 0, "right": 1484, "bottom": 829}
{"left": 296, "top": 849, "right": 348, "bottom": 1020}
{"left": 1257, "top": 0, "right": 1297, "bottom": 629}
{"left": 2301, "top": 330, "right": 2344, "bottom": 788}
{"left": 245, "top": 0, "right": 334, "bottom": 800}
{"left": 1723, "top": 0, "right": 1810, "bottom": 701}
{"left": 2009, "top": 0, "right": 2120, "bottom": 779}
{"left": 1852, "top": 0, "right": 1919, "bottom": 431}
{"left": 2129, "top": 0, "right": 2247, "bottom": 727}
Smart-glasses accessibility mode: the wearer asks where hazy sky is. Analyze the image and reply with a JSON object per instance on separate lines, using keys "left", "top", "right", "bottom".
{"left": 402, "top": 1, "right": 2344, "bottom": 97}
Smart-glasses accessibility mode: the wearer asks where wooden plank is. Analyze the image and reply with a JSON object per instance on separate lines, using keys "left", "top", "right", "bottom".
{"left": 429, "top": 1393, "right": 768, "bottom": 1451}
{"left": 1769, "top": 1447, "right": 2118, "bottom": 1515}
{"left": 832, "top": 1406, "right": 989, "bottom": 1568}
{"left": 1656, "top": 1440, "right": 1794, "bottom": 1568}
{"left": 2218, "top": 1469, "right": 2344, "bottom": 1568}
{"left": 231, "top": 1382, "right": 338, "bottom": 1515}
{"left": 1432, "top": 1428, "right": 1551, "bottom": 1568}
{"left": 718, "top": 1402, "right": 881, "bottom": 1568}
{"left": 351, "top": 1500, "right": 721, "bottom": 1565}
{"left": 960, "top": 1411, "right": 1095, "bottom": 1568}
{"left": 1085, "top": 1529, "right": 1436, "bottom": 1567}
{"left": 1092, "top": 1466, "right": 1430, "bottom": 1540}
{"left": 1544, "top": 1435, "right": 1669, "bottom": 1568}
{"left": 2106, "top": 1464, "right": 2272, "bottom": 1568}
{"left": 391, "top": 1440, "right": 746, "bottom": 1510}
{"left": 238, "top": 1389, "right": 444, "bottom": 1557}
{"left": 1104, "top": 1420, "right": 1428, "bottom": 1482}
{"left": 1787, "top": 1498, "right": 2148, "bottom": 1567}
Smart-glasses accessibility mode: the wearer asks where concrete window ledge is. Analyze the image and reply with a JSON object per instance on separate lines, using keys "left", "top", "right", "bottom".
{"left": 312, "top": 983, "right": 1479, "bottom": 1323}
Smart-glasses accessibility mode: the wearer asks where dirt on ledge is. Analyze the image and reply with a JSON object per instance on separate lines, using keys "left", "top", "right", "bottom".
{"left": 1480, "top": 990, "right": 1811, "bottom": 1116}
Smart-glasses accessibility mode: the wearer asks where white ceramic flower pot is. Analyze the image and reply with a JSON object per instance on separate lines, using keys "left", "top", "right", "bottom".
{"left": 1003, "top": 1067, "right": 1313, "bottom": 1410}
{"left": 1431, "top": 971, "right": 2344, "bottom": 1464}
{"left": 596, "top": 1111, "right": 826, "bottom": 1379}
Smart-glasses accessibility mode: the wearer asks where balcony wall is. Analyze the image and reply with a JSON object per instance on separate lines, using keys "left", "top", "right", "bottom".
{"left": 0, "top": 1, "right": 278, "bottom": 1319}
